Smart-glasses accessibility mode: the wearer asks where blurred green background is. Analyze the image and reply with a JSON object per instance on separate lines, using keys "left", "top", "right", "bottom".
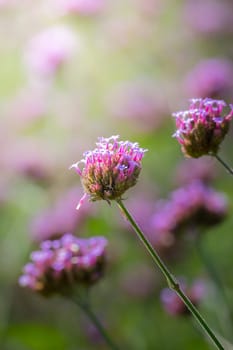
{"left": 0, "top": 0, "right": 233, "bottom": 349}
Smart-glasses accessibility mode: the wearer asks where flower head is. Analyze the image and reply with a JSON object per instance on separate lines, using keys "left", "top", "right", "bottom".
{"left": 173, "top": 98, "right": 233, "bottom": 158}
{"left": 56, "top": 0, "right": 105, "bottom": 16}
{"left": 30, "top": 187, "right": 92, "bottom": 242}
{"left": 19, "top": 234, "right": 107, "bottom": 296}
{"left": 151, "top": 181, "right": 228, "bottom": 247}
{"left": 70, "top": 136, "right": 147, "bottom": 207}
{"left": 161, "top": 278, "right": 206, "bottom": 316}
{"left": 184, "top": 59, "right": 233, "bottom": 99}
{"left": 25, "top": 26, "right": 77, "bottom": 77}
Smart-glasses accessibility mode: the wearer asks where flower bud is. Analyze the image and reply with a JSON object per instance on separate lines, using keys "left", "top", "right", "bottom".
{"left": 70, "top": 135, "right": 147, "bottom": 207}
{"left": 173, "top": 98, "right": 233, "bottom": 158}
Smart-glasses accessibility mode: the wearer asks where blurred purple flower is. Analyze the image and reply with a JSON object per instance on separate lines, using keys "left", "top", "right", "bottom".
{"left": 184, "top": 59, "right": 233, "bottom": 99}
{"left": 137, "top": 0, "right": 162, "bottom": 18}
{"left": 19, "top": 233, "right": 108, "bottom": 296}
{"left": 56, "top": 0, "right": 105, "bottom": 16}
{"left": 174, "top": 157, "right": 217, "bottom": 186}
{"left": 107, "top": 80, "right": 167, "bottom": 132}
{"left": 184, "top": 0, "right": 233, "bottom": 35}
{"left": 173, "top": 98, "right": 233, "bottom": 158}
{"left": 31, "top": 187, "right": 92, "bottom": 242}
{"left": 3, "top": 143, "right": 53, "bottom": 183}
{"left": 70, "top": 135, "right": 147, "bottom": 207}
{"left": 161, "top": 278, "right": 206, "bottom": 316}
{"left": 151, "top": 181, "right": 228, "bottom": 247}
{"left": 24, "top": 26, "right": 77, "bottom": 78}
{"left": 7, "top": 87, "right": 47, "bottom": 126}
{"left": 120, "top": 263, "right": 157, "bottom": 299}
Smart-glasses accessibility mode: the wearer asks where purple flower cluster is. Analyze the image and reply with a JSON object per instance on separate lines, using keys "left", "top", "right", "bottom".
{"left": 70, "top": 135, "right": 147, "bottom": 206}
{"left": 161, "top": 279, "right": 206, "bottom": 316}
{"left": 56, "top": 0, "right": 105, "bottom": 16}
{"left": 151, "top": 181, "right": 228, "bottom": 247}
{"left": 19, "top": 233, "right": 108, "bottom": 296}
{"left": 173, "top": 98, "right": 233, "bottom": 158}
{"left": 107, "top": 79, "right": 167, "bottom": 132}
{"left": 30, "top": 187, "right": 92, "bottom": 242}
{"left": 174, "top": 157, "right": 216, "bottom": 186}
{"left": 25, "top": 26, "right": 77, "bottom": 78}
{"left": 184, "top": 59, "right": 233, "bottom": 99}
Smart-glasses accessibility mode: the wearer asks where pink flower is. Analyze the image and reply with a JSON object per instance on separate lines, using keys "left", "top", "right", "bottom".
{"left": 56, "top": 0, "right": 105, "bottom": 16}
{"left": 19, "top": 233, "right": 108, "bottom": 296}
{"left": 184, "top": 0, "right": 233, "bottom": 35}
{"left": 174, "top": 157, "right": 217, "bottom": 186}
{"left": 30, "top": 187, "right": 92, "bottom": 242}
{"left": 25, "top": 26, "right": 76, "bottom": 77}
{"left": 184, "top": 59, "right": 233, "bottom": 99}
{"left": 70, "top": 136, "right": 147, "bottom": 207}
{"left": 173, "top": 98, "right": 233, "bottom": 158}
{"left": 107, "top": 79, "right": 167, "bottom": 132}
{"left": 161, "top": 279, "right": 206, "bottom": 316}
{"left": 151, "top": 181, "right": 228, "bottom": 247}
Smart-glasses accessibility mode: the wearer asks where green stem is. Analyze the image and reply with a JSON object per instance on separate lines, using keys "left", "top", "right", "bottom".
{"left": 213, "top": 154, "right": 233, "bottom": 176}
{"left": 73, "top": 298, "right": 119, "bottom": 350}
{"left": 116, "top": 198, "right": 224, "bottom": 350}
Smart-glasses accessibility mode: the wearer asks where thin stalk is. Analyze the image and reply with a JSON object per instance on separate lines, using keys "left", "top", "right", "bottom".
{"left": 213, "top": 154, "right": 233, "bottom": 176}
{"left": 73, "top": 298, "right": 119, "bottom": 350}
{"left": 116, "top": 198, "right": 224, "bottom": 350}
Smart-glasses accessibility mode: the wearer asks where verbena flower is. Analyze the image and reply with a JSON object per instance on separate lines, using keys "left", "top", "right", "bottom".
{"left": 70, "top": 135, "right": 147, "bottom": 208}
{"left": 56, "top": 0, "right": 105, "bottom": 16}
{"left": 173, "top": 98, "right": 233, "bottom": 158}
{"left": 25, "top": 26, "right": 77, "bottom": 77}
{"left": 19, "top": 233, "right": 107, "bottom": 296}
{"left": 174, "top": 157, "right": 217, "bottom": 186}
{"left": 161, "top": 278, "right": 206, "bottom": 316}
{"left": 184, "top": 59, "right": 233, "bottom": 99}
{"left": 151, "top": 181, "right": 228, "bottom": 247}
{"left": 30, "top": 187, "right": 92, "bottom": 242}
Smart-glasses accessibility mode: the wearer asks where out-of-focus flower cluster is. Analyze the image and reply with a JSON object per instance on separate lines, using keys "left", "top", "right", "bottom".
{"left": 184, "top": 58, "right": 233, "bottom": 100}
{"left": 25, "top": 26, "right": 77, "bottom": 78}
{"left": 70, "top": 135, "right": 147, "bottom": 205}
{"left": 55, "top": 0, "right": 105, "bottom": 16}
{"left": 173, "top": 98, "right": 233, "bottom": 158}
{"left": 107, "top": 79, "right": 168, "bottom": 133}
{"left": 19, "top": 233, "right": 108, "bottom": 296}
{"left": 174, "top": 157, "right": 217, "bottom": 186}
{"left": 150, "top": 181, "right": 228, "bottom": 247}
{"left": 30, "top": 187, "right": 92, "bottom": 242}
{"left": 161, "top": 279, "right": 206, "bottom": 316}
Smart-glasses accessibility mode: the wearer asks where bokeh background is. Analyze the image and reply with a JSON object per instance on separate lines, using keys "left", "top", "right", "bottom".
{"left": 0, "top": 0, "right": 233, "bottom": 349}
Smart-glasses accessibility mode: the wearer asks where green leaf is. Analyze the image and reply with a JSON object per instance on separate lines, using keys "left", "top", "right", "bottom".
{"left": 5, "top": 323, "right": 68, "bottom": 350}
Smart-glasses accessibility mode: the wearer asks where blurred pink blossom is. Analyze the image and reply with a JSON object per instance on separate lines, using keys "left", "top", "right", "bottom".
{"left": 150, "top": 181, "right": 228, "bottom": 248}
{"left": 161, "top": 278, "right": 206, "bottom": 316}
{"left": 24, "top": 26, "right": 77, "bottom": 77}
{"left": 184, "top": 59, "right": 233, "bottom": 99}
{"left": 120, "top": 263, "right": 157, "bottom": 299}
{"left": 2, "top": 142, "right": 53, "bottom": 183}
{"left": 107, "top": 80, "right": 167, "bottom": 132}
{"left": 7, "top": 87, "right": 47, "bottom": 126}
{"left": 55, "top": 0, "right": 105, "bottom": 16}
{"left": 184, "top": 0, "right": 233, "bottom": 35}
{"left": 174, "top": 157, "right": 217, "bottom": 186}
{"left": 31, "top": 187, "right": 93, "bottom": 242}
